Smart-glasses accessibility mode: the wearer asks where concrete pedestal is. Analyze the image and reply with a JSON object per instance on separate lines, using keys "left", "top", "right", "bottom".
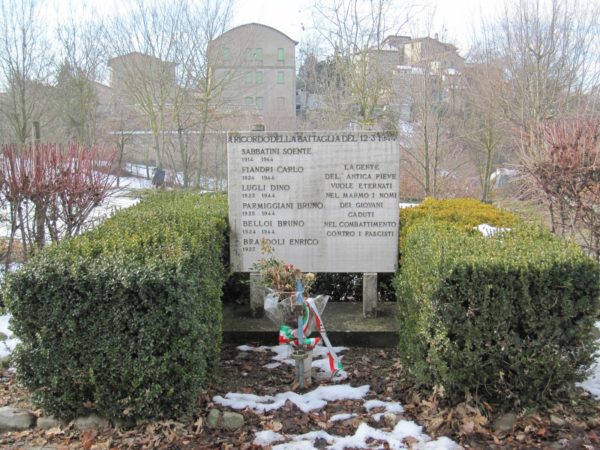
{"left": 362, "top": 273, "right": 378, "bottom": 318}
{"left": 250, "top": 273, "right": 267, "bottom": 318}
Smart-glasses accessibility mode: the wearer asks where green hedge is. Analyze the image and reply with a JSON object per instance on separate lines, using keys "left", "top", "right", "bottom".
{"left": 399, "top": 198, "right": 517, "bottom": 250}
{"left": 4, "top": 191, "right": 228, "bottom": 422}
{"left": 395, "top": 221, "right": 600, "bottom": 406}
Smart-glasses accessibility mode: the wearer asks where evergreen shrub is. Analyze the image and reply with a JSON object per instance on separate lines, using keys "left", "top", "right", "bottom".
{"left": 399, "top": 198, "right": 517, "bottom": 250}
{"left": 4, "top": 191, "right": 228, "bottom": 422}
{"left": 395, "top": 221, "right": 600, "bottom": 406}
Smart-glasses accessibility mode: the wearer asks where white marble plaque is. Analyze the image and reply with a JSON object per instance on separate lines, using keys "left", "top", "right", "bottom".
{"left": 228, "top": 131, "right": 400, "bottom": 272}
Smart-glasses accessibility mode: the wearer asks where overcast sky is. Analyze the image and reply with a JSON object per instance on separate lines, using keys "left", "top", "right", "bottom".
{"left": 40, "top": 0, "right": 507, "bottom": 56}
{"left": 234, "top": 0, "right": 504, "bottom": 54}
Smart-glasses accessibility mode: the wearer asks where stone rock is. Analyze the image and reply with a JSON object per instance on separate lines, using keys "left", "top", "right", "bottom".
{"left": 206, "top": 409, "right": 220, "bottom": 429}
{"left": 0, "top": 406, "right": 36, "bottom": 432}
{"left": 73, "top": 414, "right": 109, "bottom": 431}
{"left": 37, "top": 415, "right": 63, "bottom": 429}
{"left": 222, "top": 411, "right": 244, "bottom": 431}
{"left": 206, "top": 409, "right": 244, "bottom": 431}
{"left": 493, "top": 412, "right": 517, "bottom": 433}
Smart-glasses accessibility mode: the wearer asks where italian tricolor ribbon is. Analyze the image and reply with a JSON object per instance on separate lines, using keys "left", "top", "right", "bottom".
{"left": 306, "top": 297, "right": 344, "bottom": 375}
{"left": 278, "top": 298, "right": 344, "bottom": 377}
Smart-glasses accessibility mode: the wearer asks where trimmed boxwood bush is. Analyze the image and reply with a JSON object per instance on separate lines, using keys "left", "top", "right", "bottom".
{"left": 3, "top": 191, "right": 228, "bottom": 422}
{"left": 399, "top": 198, "right": 517, "bottom": 249}
{"left": 395, "top": 221, "right": 599, "bottom": 406}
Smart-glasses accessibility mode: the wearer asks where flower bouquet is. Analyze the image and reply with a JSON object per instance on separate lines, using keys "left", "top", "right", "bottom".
{"left": 252, "top": 239, "right": 343, "bottom": 383}
{"left": 251, "top": 239, "right": 327, "bottom": 329}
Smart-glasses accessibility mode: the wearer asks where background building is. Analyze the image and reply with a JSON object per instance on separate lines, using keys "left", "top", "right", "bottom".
{"left": 209, "top": 23, "right": 297, "bottom": 131}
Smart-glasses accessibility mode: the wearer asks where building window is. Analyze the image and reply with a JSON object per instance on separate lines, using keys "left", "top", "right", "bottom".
{"left": 223, "top": 48, "right": 231, "bottom": 61}
{"left": 277, "top": 48, "right": 284, "bottom": 62}
{"left": 245, "top": 96, "right": 254, "bottom": 106}
{"left": 255, "top": 71, "right": 264, "bottom": 84}
{"left": 245, "top": 48, "right": 253, "bottom": 61}
{"left": 277, "top": 71, "right": 284, "bottom": 84}
{"left": 244, "top": 71, "right": 253, "bottom": 84}
{"left": 255, "top": 48, "right": 263, "bottom": 61}
{"left": 256, "top": 96, "right": 264, "bottom": 110}
{"left": 277, "top": 96, "right": 285, "bottom": 110}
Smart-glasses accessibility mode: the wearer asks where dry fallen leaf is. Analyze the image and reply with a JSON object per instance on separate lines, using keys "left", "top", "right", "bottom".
{"left": 516, "top": 432, "right": 527, "bottom": 442}
{"left": 81, "top": 430, "right": 95, "bottom": 450}
{"left": 13, "top": 430, "right": 33, "bottom": 438}
{"left": 194, "top": 417, "right": 204, "bottom": 434}
{"left": 460, "top": 421, "right": 475, "bottom": 435}
{"left": 588, "top": 430, "right": 600, "bottom": 443}
{"left": 44, "top": 426, "right": 64, "bottom": 437}
{"left": 404, "top": 436, "right": 418, "bottom": 447}
{"left": 28, "top": 437, "right": 47, "bottom": 446}
{"left": 91, "top": 440, "right": 111, "bottom": 450}
{"left": 470, "top": 413, "right": 488, "bottom": 426}
{"left": 266, "top": 420, "right": 283, "bottom": 432}
{"left": 428, "top": 416, "right": 445, "bottom": 433}
{"left": 317, "top": 421, "right": 330, "bottom": 429}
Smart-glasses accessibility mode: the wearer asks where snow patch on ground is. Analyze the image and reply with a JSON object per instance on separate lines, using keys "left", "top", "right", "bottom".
{"left": 0, "top": 263, "right": 21, "bottom": 284}
{"left": 214, "top": 384, "right": 369, "bottom": 414}
{"left": 223, "top": 345, "right": 461, "bottom": 449}
{"left": 264, "top": 362, "right": 282, "bottom": 369}
{"left": 255, "top": 419, "right": 461, "bottom": 449}
{"left": 216, "top": 382, "right": 460, "bottom": 449}
{"left": 329, "top": 412, "right": 357, "bottom": 422}
{"left": 399, "top": 202, "right": 419, "bottom": 209}
{"left": 234, "top": 332, "right": 600, "bottom": 449}
{"left": 0, "top": 175, "right": 147, "bottom": 239}
{"left": 0, "top": 314, "right": 19, "bottom": 359}
{"left": 364, "top": 398, "right": 404, "bottom": 413}
{"left": 475, "top": 223, "right": 511, "bottom": 237}
{"left": 238, "top": 344, "right": 349, "bottom": 381}
{"left": 576, "top": 321, "right": 600, "bottom": 399}
{"left": 254, "top": 429, "right": 285, "bottom": 446}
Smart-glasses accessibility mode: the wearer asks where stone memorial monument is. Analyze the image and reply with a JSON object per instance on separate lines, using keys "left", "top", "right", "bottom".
{"left": 228, "top": 131, "right": 400, "bottom": 316}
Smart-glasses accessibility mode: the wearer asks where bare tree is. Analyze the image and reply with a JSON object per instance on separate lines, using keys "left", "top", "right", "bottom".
{"left": 0, "top": 143, "right": 115, "bottom": 266}
{"left": 104, "top": 0, "right": 234, "bottom": 187}
{"left": 403, "top": 68, "right": 467, "bottom": 197}
{"left": 461, "top": 39, "right": 513, "bottom": 202}
{"left": 399, "top": 28, "right": 468, "bottom": 198}
{"left": 104, "top": 0, "right": 182, "bottom": 170}
{"left": 173, "top": 0, "right": 234, "bottom": 187}
{"left": 55, "top": 13, "right": 107, "bottom": 146}
{"left": 0, "top": 0, "right": 54, "bottom": 145}
{"left": 309, "top": 0, "right": 411, "bottom": 128}
{"left": 522, "top": 117, "right": 600, "bottom": 259}
{"left": 495, "top": 0, "right": 600, "bottom": 155}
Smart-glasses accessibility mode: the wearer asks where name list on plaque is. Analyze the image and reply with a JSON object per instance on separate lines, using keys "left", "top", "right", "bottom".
{"left": 228, "top": 131, "right": 400, "bottom": 272}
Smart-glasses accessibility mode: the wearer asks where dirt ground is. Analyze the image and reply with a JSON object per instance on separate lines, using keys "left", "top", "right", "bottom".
{"left": 0, "top": 344, "right": 599, "bottom": 449}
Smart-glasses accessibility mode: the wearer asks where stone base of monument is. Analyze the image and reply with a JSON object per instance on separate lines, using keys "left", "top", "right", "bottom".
{"left": 249, "top": 273, "right": 381, "bottom": 319}
{"left": 222, "top": 302, "right": 399, "bottom": 348}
